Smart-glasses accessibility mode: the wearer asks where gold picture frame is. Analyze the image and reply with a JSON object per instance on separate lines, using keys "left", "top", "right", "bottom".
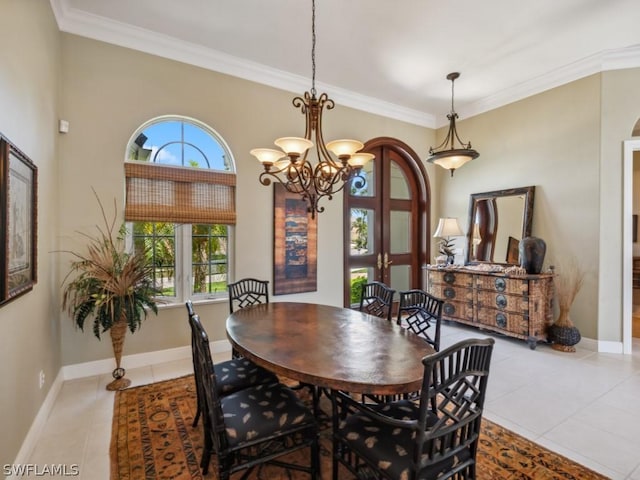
{"left": 0, "top": 135, "right": 38, "bottom": 305}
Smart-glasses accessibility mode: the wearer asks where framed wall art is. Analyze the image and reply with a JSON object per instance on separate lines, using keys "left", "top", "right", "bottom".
{"left": 0, "top": 135, "right": 38, "bottom": 305}
{"left": 273, "top": 184, "right": 317, "bottom": 295}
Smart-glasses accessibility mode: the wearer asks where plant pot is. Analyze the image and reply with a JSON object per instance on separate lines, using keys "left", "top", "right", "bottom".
{"left": 106, "top": 319, "right": 131, "bottom": 391}
{"left": 548, "top": 324, "right": 581, "bottom": 352}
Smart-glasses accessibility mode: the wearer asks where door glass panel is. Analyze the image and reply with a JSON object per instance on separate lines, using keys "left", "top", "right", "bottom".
{"left": 350, "top": 208, "right": 375, "bottom": 255}
{"left": 349, "top": 267, "right": 374, "bottom": 307}
{"left": 389, "top": 264, "right": 411, "bottom": 294}
{"left": 350, "top": 159, "right": 375, "bottom": 197}
{"left": 390, "top": 161, "right": 410, "bottom": 199}
{"left": 390, "top": 211, "right": 410, "bottom": 254}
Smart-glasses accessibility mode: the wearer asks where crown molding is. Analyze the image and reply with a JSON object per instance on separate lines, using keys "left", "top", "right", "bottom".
{"left": 50, "top": 0, "right": 640, "bottom": 130}
{"left": 49, "top": 0, "right": 434, "bottom": 128}
{"left": 456, "top": 44, "right": 640, "bottom": 124}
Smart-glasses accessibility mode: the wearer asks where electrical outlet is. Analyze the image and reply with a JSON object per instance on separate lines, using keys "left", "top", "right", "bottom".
{"left": 39, "top": 370, "right": 45, "bottom": 389}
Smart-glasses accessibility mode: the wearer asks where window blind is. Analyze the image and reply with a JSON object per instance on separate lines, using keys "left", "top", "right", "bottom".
{"left": 124, "top": 162, "right": 236, "bottom": 225}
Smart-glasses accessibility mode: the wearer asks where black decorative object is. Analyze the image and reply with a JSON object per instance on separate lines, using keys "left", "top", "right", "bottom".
{"left": 548, "top": 324, "right": 581, "bottom": 349}
{"left": 519, "top": 236, "right": 546, "bottom": 274}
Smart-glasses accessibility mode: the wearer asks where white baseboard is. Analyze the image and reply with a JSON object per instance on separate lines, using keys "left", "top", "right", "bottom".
{"left": 12, "top": 340, "right": 231, "bottom": 473}
{"left": 61, "top": 340, "right": 230, "bottom": 380}
{"left": 8, "top": 369, "right": 65, "bottom": 479}
{"left": 596, "top": 339, "right": 624, "bottom": 353}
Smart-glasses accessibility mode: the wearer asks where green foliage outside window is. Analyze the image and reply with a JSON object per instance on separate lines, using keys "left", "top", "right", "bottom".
{"left": 350, "top": 276, "right": 368, "bottom": 305}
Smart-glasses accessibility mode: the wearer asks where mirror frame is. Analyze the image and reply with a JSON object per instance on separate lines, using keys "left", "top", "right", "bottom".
{"left": 465, "top": 185, "right": 535, "bottom": 265}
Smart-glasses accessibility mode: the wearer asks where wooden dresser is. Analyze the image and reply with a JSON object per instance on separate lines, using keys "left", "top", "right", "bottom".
{"left": 425, "top": 266, "right": 554, "bottom": 349}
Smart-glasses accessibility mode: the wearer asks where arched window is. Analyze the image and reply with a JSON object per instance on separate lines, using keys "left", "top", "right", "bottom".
{"left": 125, "top": 116, "right": 236, "bottom": 302}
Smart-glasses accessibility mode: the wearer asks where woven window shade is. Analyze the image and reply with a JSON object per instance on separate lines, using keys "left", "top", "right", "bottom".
{"left": 125, "top": 162, "right": 236, "bottom": 225}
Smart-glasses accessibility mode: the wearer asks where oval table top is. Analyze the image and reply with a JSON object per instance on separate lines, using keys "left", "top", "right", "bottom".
{"left": 226, "top": 302, "right": 435, "bottom": 395}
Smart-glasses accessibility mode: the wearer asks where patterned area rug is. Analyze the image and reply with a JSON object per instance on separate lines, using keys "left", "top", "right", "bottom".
{"left": 110, "top": 375, "right": 609, "bottom": 480}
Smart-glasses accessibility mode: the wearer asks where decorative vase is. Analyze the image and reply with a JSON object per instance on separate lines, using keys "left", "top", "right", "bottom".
{"left": 107, "top": 318, "right": 131, "bottom": 391}
{"left": 519, "top": 236, "right": 546, "bottom": 274}
{"left": 548, "top": 307, "right": 581, "bottom": 352}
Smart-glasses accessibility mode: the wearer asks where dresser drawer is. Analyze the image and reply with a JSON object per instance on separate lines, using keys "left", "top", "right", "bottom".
{"left": 428, "top": 270, "right": 473, "bottom": 287}
{"left": 477, "top": 309, "right": 528, "bottom": 335}
{"left": 429, "top": 284, "right": 473, "bottom": 303}
{"left": 442, "top": 300, "right": 474, "bottom": 322}
{"left": 475, "top": 275, "right": 528, "bottom": 295}
{"left": 476, "top": 290, "right": 528, "bottom": 313}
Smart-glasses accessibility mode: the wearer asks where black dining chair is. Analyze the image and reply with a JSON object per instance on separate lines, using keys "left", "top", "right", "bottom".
{"left": 357, "top": 281, "right": 397, "bottom": 404}
{"left": 332, "top": 337, "right": 495, "bottom": 480}
{"left": 228, "top": 278, "right": 269, "bottom": 358}
{"left": 228, "top": 277, "right": 269, "bottom": 313}
{"left": 397, "top": 289, "right": 444, "bottom": 351}
{"left": 193, "top": 316, "right": 320, "bottom": 479}
{"left": 358, "top": 281, "right": 395, "bottom": 322}
{"left": 185, "top": 301, "right": 277, "bottom": 428}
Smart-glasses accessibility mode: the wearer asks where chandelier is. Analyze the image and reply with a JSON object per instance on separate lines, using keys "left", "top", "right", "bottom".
{"left": 250, "top": 0, "right": 373, "bottom": 218}
{"left": 427, "top": 72, "right": 479, "bottom": 177}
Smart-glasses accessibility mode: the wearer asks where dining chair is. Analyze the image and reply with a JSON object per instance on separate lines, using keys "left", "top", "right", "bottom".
{"left": 227, "top": 277, "right": 269, "bottom": 313}
{"left": 358, "top": 281, "right": 396, "bottom": 322}
{"left": 185, "top": 301, "right": 277, "bottom": 428}
{"left": 331, "top": 337, "right": 495, "bottom": 480}
{"left": 193, "top": 317, "right": 320, "bottom": 479}
{"left": 228, "top": 278, "right": 270, "bottom": 358}
{"left": 397, "top": 289, "right": 444, "bottom": 351}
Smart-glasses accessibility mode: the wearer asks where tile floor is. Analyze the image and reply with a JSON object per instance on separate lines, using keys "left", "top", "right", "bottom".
{"left": 25, "top": 323, "right": 640, "bottom": 480}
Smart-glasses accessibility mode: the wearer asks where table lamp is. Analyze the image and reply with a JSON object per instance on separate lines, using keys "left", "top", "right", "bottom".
{"left": 434, "top": 217, "right": 463, "bottom": 264}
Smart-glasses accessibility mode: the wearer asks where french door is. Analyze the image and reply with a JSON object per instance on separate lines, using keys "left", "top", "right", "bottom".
{"left": 343, "top": 138, "right": 430, "bottom": 307}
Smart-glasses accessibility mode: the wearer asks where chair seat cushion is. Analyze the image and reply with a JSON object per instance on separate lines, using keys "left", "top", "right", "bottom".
{"left": 221, "top": 382, "right": 316, "bottom": 448}
{"left": 214, "top": 358, "right": 278, "bottom": 395}
{"left": 338, "top": 400, "right": 469, "bottom": 479}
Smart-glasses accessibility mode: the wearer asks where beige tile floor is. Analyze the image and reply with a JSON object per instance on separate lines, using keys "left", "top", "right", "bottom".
{"left": 24, "top": 323, "right": 640, "bottom": 480}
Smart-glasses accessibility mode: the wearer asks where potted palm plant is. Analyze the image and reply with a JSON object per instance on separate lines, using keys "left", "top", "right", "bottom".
{"left": 62, "top": 194, "right": 159, "bottom": 390}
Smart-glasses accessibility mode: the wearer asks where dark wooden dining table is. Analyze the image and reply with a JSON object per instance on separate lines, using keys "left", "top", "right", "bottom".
{"left": 226, "top": 302, "right": 435, "bottom": 396}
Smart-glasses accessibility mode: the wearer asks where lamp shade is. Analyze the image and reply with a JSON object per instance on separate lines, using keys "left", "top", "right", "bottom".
{"left": 274, "top": 137, "right": 313, "bottom": 156}
{"left": 250, "top": 148, "right": 286, "bottom": 165}
{"left": 326, "top": 139, "right": 364, "bottom": 158}
{"left": 472, "top": 223, "right": 482, "bottom": 245}
{"left": 434, "top": 217, "right": 463, "bottom": 238}
{"left": 429, "top": 151, "right": 477, "bottom": 171}
{"left": 347, "top": 152, "right": 374, "bottom": 168}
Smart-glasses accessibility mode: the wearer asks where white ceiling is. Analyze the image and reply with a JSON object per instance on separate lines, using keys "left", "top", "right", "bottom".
{"left": 50, "top": 0, "right": 640, "bottom": 128}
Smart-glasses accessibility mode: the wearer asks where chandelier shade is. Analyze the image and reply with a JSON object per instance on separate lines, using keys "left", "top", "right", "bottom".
{"left": 428, "top": 72, "right": 479, "bottom": 177}
{"left": 250, "top": 0, "right": 372, "bottom": 218}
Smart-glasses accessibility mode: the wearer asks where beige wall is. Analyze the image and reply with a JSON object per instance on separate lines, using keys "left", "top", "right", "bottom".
{"left": 434, "top": 75, "right": 602, "bottom": 338}
{"left": 0, "top": 0, "right": 61, "bottom": 467}
{"left": 599, "top": 68, "right": 640, "bottom": 342}
{"left": 57, "top": 34, "right": 433, "bottom": 366}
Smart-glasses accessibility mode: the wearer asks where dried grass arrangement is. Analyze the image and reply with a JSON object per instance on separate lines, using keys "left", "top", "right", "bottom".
{"left": 549, "top": 257, "right": 584, "bottom": 351}
{"left": 61, "top": 191, "right": 160, "bottom": 389}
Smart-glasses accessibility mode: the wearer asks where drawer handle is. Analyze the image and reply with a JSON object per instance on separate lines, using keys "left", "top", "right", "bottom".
{"left": 444, "top": 303, "right": 456, "bottom": 315}
{"left": 444, "top": 272, "right": 455, "bottom": 284}
{"left": 496, "top": 313, "right": 507, "bottom": 328}
{"left": 496, "top": 294, "right": 507, "bottom": 309}
{"left": 444, "top": 287, "right": 456, "bottom": 299}
{"left": 495, "top": 278, "right": 506, "bottom": 292}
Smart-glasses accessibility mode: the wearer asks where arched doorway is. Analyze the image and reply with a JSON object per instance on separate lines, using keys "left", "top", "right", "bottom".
{"left": 343, "top": 137, "right": 431, "bottom": 307}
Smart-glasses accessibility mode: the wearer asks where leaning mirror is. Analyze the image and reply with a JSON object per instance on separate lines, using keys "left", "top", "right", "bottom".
{"left": 465, "top": 186, "right": 535, "bottom": 265}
